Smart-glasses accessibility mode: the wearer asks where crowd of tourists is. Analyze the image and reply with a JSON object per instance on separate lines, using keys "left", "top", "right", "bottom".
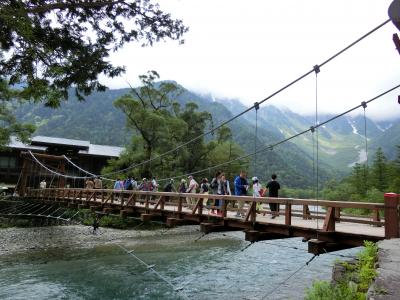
{"left": 83, "top": 171, "right": 280, "bottom": 219}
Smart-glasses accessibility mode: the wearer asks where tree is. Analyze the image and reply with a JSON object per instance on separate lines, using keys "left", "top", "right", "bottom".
{"left": 114, "top": 71, "right": 186, "bottom": 178}
{"left": 108, "top": 71, "right": 247, "bottom": 181}
{"left": 0, "top": 79, "right": 35, "bottom": 147}
{"left": 349, "top": 163, "right": 369, "bottom": 196}
{"left": 0, "top": 0, "right": 188, "bottom": 145}
{"left": 371, "top": 147, "right": 388, "bottom": 192}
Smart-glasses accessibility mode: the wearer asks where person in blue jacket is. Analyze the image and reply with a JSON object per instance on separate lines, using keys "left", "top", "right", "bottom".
{"left": 234, "top": 170, "right": 249, "bottom": 217}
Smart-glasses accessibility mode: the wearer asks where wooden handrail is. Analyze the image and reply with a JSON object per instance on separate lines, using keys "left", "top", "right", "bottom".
{"left": 27, "top": 188, "right": 385, "bottom": 210}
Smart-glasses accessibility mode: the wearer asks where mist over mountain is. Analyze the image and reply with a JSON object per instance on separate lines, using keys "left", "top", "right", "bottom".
{"left": 14, "top": 83, "right": 400, "bottom": 188}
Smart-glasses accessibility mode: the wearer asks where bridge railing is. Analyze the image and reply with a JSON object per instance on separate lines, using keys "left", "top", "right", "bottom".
{"left": 25, "top": 188, "right": 398, "bottom": 238}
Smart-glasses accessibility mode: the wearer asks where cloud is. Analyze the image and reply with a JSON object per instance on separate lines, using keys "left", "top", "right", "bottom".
{"left": 100, "top": 0, "right": 400, "bottom": 121}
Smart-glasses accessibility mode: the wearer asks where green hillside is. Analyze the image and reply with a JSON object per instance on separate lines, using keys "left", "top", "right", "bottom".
{"left": 13, "top": 83, "right": 399, "bottom": 188}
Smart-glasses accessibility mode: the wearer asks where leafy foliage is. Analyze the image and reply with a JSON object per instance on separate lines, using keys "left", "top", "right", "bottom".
{"left": 105, "top": 73, "right": 248, "bottom": 180}
{"left": 305, "top": 241, "right": 378, "bottom": 300}
{"left": 0, "top": 0, "right": 187, "bottom": 146}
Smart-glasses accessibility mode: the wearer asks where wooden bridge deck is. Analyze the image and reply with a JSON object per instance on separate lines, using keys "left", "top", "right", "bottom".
{"left": 24, "top": 188, "right": 400, "bottom": 254}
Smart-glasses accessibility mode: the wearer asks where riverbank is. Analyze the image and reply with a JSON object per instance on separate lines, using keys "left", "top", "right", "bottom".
{"left": 0, "top": 224, "right": 363, "bottom": 299}
{"left": 368, "top": 238, "right": 400, "bottom": 299}
{"left": 0, "top": 225, "right": 197, "bottom": 257}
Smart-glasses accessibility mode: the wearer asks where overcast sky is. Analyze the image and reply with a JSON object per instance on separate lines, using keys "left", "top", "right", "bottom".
{"left": 101, "top": 0, "right": 400, "bottom": 121}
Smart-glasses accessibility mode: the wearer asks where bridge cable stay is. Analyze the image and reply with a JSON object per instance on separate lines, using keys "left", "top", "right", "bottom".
{"left": 0, "top": 202, "right": 31, "bottom": 215}
{"left": 314, "top": 65, "right": 320, "bottom": 231}
{"left": 91, "top": 18, "right": 390, "bottom": 178}
{"left": 62, "top": 155, "right": 115, "bottom": 182}
{"left": 154, "top": 82, "right": 400, "bottom": 183}
{"left": 254, "top": 102, "right": 260, "bottom": 175}
{"left": 260, "top": 254, "right": 318, "bottom": 300}
{"left": 25, "top": 83, "right": 400, "bottom": 186}
{"left": 362, "top": 101, "right": 369, "bottom": 187}
{"left": 23, "top": 19, "right": 392, "bottom": 182}
{"left": 114, "top": 243, "right": 190, "bottom": 300}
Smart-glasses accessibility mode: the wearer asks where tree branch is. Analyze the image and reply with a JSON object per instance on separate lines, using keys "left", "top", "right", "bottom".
{"left": 27, "top": 0, "right": 127, "bottom": 14}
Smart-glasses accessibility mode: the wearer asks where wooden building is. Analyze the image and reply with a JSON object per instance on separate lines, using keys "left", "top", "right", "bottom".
{"left": 0, "top": 136, "right": 123, "bottom": 187}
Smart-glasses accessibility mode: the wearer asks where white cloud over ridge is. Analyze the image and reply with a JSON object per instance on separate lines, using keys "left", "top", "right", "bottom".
{"left": 101, "top": 0, "right": 400, "bottom": 121}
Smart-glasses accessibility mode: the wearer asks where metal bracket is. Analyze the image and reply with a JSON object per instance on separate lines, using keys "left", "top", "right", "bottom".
{"left": 310, "top": 126, "right": 315, "bottom": 133}
{"left": 361, "top": 101, "right": 367, "bottom": 109}
{"left": 313, "top": 65, "right": 320, "bottom": 74}
{"left": 254, "top": 101, "right": 260, "bottom": 111}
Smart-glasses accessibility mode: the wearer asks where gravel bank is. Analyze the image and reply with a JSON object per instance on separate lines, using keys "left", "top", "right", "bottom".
{"left": 0, "top": 225, "right": 198, "bottom": 257}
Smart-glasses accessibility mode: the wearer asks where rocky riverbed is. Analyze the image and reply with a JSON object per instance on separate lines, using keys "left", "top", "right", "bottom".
{"left": 0, "top": 225, "right": 198, "bottom": 257}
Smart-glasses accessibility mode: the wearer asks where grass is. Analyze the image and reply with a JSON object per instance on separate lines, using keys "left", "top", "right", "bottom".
{"left": 305, "top": 241, "right": 378, "bottom": 300}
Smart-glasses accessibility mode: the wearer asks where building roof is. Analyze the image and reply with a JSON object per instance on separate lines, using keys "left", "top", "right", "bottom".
{"left": 7, "top": 136, "right": 47, "bottom": 152}
{"left": 79, "top": 144, "right": 124, "bottom": 157}
{"left": 7, "top": 136, "right": 123, "bottom": 158}
{"left": 31, "top": 136, "right": 90, "bottom": 149}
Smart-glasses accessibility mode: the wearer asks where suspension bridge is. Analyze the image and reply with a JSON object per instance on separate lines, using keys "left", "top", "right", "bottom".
{"left": 3, "top": 11, "right": 400, "bottom": 261}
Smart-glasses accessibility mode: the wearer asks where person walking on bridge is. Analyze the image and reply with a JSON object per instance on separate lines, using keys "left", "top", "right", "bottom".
{"left": 186, "top": 175, "right": 198, "bottom": 208}
{"left": 85, "top": 178, "right": 94, "bottom": 189}
{"left": 94, "top": 177, "right": 102, "bottom": 189}
{"left": 210, "top": 171, "right": 222, "bottom": 214}
{"left": 266, "top": 174, "right": 280, "bottom": 219}
{"left": 234, "top": 171, "right": 249, "bottom": 217}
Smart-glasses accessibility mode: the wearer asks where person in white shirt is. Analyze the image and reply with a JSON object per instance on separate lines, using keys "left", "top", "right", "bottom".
{"left": 40, "top": 180, "right": 47, "bottom": 189}
{"left": 252, "top": 176, "right": 263, "bottom": 212}
{"left": 186, "top": 175, "right": 198, "bottom": 208}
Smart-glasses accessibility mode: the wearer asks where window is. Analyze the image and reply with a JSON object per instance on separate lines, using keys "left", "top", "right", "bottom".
{"left": 0, "top": 157, "right": 9, "bottom": 168}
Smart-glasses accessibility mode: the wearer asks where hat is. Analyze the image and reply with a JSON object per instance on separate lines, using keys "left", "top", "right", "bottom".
{"left": 142, "top": 178, "right": 147, "bottom": 181}
{"left": 188, "top": 175, "right": 193, "bottom": 179}
{"left": 252, "top": 176, "right": 258, "bottom": 182}
{"left": 181, "top": 179, "right": 187, "bottom": 183}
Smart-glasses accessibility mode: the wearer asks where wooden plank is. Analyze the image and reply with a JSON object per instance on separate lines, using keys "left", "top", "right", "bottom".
{"left": 153, "top": 196, "right": 164, "bottom": 210}
{"left": 86, "top": 192, "right": 96, "bottom": 202}
{"left": 384, "top": 193, "right": 399, "bottom": 238}
{"left": 191, "top": 198, "right": 203, "bottom": 215}
{"left": 125, "top": 194, "right": 136, "bottom": 206}
{"left": 245, "top": 202, "right": 257, "bottom": 223}
{"left": 322, "top": 207, "right": 336, "bottom": 232}
{"left": 285, "top": 203, "right": 292, "bottom": 226}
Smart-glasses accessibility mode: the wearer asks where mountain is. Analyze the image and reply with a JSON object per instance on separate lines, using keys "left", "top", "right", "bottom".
{"left": 13, "top": 84, "right": 400, "bottom": 188}
{"left": 218, "top": 98, "right": 400, "bottom": 169}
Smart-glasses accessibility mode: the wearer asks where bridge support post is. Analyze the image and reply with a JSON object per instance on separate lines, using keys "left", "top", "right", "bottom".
{"left": 322, "top": 207, "right": 336, "bottom": 232}
{"left": 308, "top": 239, "right": 325, "bottom": 254}
{"left": 384, "top": 193, "right": 399, "bottom": 238}
{"left": 285, "top": 203, "right": 292, "bottom": 225}
{"left": 166, "top": 218, "right": 177, "bottom": 228}
{"left": 141, "top": 213, "right": 152, "bottom": 222}
{"left": 302, "top": 205, "right": 311, "bottom": 220}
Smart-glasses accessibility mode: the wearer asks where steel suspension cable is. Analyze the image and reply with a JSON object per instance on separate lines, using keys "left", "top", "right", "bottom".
{"left": 96, "top": 19, "right": 390, "bottom": 177}
{"left": 362, "top": 102, "right": 369, "bottom": 167}
{"left": 31, "top": 19, "right": 390, "bottom": 181}
{"left": 115, "top": 243, "right": 190, "bottom": 300}
{"left": 156, "top": 83, "right": 400, "bottom": 183}
{"left": 27, "top": 83, "right": 400, "bottom": 184}
{"left": 314, "top": 66, "right": 320, "bottom": 230}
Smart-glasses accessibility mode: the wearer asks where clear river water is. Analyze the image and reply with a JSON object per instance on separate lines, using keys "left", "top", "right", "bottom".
{"left": 0, "top": 226, "right": 361, "bottom": 300}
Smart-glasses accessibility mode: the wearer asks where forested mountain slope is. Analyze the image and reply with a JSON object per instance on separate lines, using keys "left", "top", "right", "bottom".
{"left": 14, "top": 84, "right": 399, "bottom": 188}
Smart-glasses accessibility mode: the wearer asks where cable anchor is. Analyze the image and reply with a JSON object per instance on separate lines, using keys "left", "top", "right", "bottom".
{"left": 361, "top": 101, "right": 367, "bottom": 109}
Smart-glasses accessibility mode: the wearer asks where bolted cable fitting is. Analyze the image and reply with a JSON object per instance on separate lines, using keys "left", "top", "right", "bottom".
{"left": 361, "top": 101, "right": 367, "bottom": 109}
{"left": 254, "top": 101, "right": 260, "bottom": 111}
{"left": 310, "top": 126, "right": 315, "bottom": 133}
{"left": 313, "top": 65, "right": 320, "bottom": 74}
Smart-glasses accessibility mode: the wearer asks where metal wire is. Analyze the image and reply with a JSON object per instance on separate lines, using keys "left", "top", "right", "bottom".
{"left": 68, "top": 19, "right": 392, "bottom": 178}
{"left": 115, "top": 243, "right": 190, "bottom": 300}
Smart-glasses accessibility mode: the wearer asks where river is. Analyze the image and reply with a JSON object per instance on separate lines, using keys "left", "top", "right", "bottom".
{"left": 0, "top": 225, "right": 361, "bottom": 299}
